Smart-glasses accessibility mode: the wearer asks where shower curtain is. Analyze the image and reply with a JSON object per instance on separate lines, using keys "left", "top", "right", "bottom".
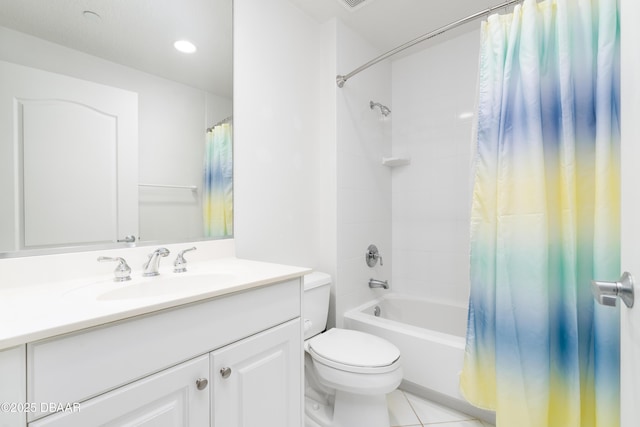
{"left": 460, "top": 1, "right": 620, "bottom": 426}
{"left": 203, "top": 121, "right": 233, "bottom": 238}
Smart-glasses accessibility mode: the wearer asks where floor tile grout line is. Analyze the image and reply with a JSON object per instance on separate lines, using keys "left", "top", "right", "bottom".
{"left": 398, "top": 389, "right": 488, "bottom": 427}
{"left": 399, "top": 390, "right": 426, "bottom": 427}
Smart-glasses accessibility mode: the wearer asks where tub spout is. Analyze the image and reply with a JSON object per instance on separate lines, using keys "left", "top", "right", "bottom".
{"left": 369, "top": 278, "right": 389, "bottom": 289}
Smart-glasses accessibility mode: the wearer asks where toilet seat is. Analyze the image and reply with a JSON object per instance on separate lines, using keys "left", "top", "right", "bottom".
{"left": 306, "top": 328, "right": 400, "bottom": 374}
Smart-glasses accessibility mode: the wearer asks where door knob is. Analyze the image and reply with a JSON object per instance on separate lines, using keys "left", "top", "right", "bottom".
{"left": 592, "top": 272, "right": 635, "bottom": 308}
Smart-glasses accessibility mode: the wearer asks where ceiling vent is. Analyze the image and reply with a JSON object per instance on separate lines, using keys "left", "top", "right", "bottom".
{"left": 338, "top": 0, "right": 376, "bottom": 11}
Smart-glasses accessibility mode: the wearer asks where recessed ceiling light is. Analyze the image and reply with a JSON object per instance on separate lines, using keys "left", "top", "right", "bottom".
{"left": 174, "top": 40, "right": 197, "bottom": 54}
{"left": 458, "top": 112, "right": 474, "bottom": 120}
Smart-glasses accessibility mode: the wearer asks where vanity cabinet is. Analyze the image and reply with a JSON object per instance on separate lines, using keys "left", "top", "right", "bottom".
{"left": 211, "top": 319, "right": 301, "bottom": 426}
{"left": 0, "top": 346, "right": 27, "bottom": 427}
{"left": 13, "top": 278, "right": 303, "bottom": 427}
{"left": 29, "top": 355, "right": 210, "bottom": 427}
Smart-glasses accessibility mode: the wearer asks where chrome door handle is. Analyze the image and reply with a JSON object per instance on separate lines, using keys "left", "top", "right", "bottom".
{"left": 592, "top": 272, "right": 635, "bottom": 308}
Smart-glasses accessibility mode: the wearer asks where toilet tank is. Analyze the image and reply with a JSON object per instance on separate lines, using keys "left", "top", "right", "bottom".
{"left": 303, "top": 272, "right": 332, "bottom": 340}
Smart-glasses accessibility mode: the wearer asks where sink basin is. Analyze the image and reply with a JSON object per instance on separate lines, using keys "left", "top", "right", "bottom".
{"left": 97, "top": 274, "right": 236, "bottom": 301}
{"left": 61, "top": 273, "right": 237, "bottom": 301}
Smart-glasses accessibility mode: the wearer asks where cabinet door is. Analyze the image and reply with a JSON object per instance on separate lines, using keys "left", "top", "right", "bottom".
{"left": 211, "top": 319, "right": 301, "bottom": 427}
{"left": 0, "top": 346, "right": 26, "bottom": 427}
{"left": 30, "top": 355, "right": 209, "bottom": 427}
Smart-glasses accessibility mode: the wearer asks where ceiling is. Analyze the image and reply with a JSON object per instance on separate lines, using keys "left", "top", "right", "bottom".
{"left": 0, "top": 0, "right": 233, "bottom": 97}
{"left": 288, "top": 0, "right": 513, "bottom": 58}
{"left": 0, "top": 0, "right": 513, "bottom": 97}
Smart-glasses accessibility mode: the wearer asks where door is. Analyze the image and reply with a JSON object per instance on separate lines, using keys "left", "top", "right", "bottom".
{"left": 210, "top": 319, "right": 301, "bottom": 427}
{"left": 620, "top": 0, "right": 639, "bottom": 425}
{"left": 0, "top": 60, "right": 138, "bottom": 251}
{"left": 30, "top": 355, "right": 210, "bottom": 427}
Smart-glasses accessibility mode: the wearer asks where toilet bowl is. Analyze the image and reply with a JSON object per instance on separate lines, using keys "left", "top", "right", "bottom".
{"left": 303, "top": 272, "right": 402, "bottom": 427}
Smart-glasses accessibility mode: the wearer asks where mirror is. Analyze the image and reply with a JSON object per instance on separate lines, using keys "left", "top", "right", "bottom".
{"left": 0, "top": 0, "right": 233, "bottom": 257}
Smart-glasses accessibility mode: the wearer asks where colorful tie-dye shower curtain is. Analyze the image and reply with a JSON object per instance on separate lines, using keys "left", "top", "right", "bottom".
{"left": 203, "top": 121, "right": 233, "bottom": 238}
{"left": 460, "top": 0, "right": 620, "bottom": 426}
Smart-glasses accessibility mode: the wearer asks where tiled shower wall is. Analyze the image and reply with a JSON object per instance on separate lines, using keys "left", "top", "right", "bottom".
{"left": 391, "top": 29, "right": 481, "bottom": 306}
{"left": 334, "top": 20, "right": 393, "bottom": 327}
{"left": 235, "top": 0, "right": 481, "bottom": 319}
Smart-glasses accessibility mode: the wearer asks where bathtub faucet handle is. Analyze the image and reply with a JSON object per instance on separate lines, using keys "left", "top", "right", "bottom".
{"left": 366, "top": 244, "right": 383, "bottom": 267}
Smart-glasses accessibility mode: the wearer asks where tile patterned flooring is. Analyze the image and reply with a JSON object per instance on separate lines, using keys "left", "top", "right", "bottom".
{"left": 387, "top": 389, "right": 495, "bottom": 427}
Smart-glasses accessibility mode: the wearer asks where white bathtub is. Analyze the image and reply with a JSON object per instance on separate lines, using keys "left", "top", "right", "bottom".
{"left": 344, "top": 294, "right": 494, "bottom": 422}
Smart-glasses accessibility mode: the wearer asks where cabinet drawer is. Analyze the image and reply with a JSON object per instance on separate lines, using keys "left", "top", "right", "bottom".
{"left": 27, "top": 279, "right": 300, "bottom": 421}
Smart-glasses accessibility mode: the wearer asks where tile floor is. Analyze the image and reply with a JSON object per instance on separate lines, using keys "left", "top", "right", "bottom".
{"left": 387, "top": 389, "right": 495, "bottom": 427}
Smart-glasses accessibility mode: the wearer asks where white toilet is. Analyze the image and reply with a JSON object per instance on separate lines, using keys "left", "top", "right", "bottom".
{"left": 304, "top": 272, "right": 403, "bottom": 427}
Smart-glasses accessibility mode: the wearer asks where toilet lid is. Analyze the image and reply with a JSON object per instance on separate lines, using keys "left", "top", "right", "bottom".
{"left": 307, "top": 328, "right": 400, "bottom": 372}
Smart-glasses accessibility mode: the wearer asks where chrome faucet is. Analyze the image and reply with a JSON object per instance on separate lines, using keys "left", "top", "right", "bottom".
{"left": 369, "top": 278, "right": 389, "bottom": 289}
{"left": 174, "top": 247, "right": 197, "bottom": 273}
{"left": 98, "top": 256, "right": 131, "bottom": 282}
{"left": 143, "top": 248, "right": 170, "bottom": 277}
{"left": 366, "top": 244, "right": 384, "bottom": 267}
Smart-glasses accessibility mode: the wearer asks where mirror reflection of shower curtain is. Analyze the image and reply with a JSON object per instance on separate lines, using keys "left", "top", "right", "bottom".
{"left": 203, "top": 121, "right": 233, "bottom": 238}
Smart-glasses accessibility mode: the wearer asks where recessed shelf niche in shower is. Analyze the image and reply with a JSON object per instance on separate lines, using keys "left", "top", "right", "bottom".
{"left": 382, "top": 157, "right": 411, "bottom": 167}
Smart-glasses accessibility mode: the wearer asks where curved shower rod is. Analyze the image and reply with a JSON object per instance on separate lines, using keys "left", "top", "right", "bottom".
{"left": 336, "top": 0, "right": 524, "bottom": 88}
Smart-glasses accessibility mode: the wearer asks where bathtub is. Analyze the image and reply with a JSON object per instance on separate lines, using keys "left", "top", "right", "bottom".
{"left": 344, "top": 294, "right": 494, "bottom": 423}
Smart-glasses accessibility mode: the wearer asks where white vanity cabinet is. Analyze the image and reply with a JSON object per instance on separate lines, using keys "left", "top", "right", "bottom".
{"left": 29, "top": 355, "right": 210, "bottom": 427}
{"left": 14, "top": 278, "right": 303, "bottom": 427}
{"left": 211, "top": 319, "right": 301, "bottom": 427}
{"left": 0, "top": 346, "right": 27, "bottom": 427}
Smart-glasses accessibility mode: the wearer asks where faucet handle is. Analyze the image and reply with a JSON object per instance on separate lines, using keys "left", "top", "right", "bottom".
{"left": 174, "top": 247, "right": 197, "bottom": 273}
{"left": 98, "top": 256, "right": 132, "bottom": 282}
{"left": 366, "top": 244, "right": 383, "bottom": 267}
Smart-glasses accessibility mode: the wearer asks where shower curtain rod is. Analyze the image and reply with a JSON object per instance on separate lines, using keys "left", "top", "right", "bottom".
{"left": 336, "top": 0, "right": 523, "bottom": 88}
{"left": 206, "top": 115, "right": 232, "bottom": 132}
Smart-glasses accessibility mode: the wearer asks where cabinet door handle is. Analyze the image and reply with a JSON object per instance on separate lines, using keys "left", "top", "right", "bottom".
{"left": 196, "top": 378, "right": 208, "bottom": 390}
{"left": 220, "top": 367, "right": 232, "bottom": 379}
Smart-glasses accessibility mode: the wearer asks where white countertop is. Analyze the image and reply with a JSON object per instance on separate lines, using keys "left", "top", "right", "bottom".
{"left": 0, "top": 257, "right": 311, "bottom": 350}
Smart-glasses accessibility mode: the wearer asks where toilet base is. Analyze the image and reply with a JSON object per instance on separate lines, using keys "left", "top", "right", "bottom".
{"left": 334, "top": 390, "right": 390, "bottom": 427}
{"left": 305, "top": 396, "right": 330, "bottom": 427}
{"left": 305, "top": 391, "right": 391, "bottom": 427}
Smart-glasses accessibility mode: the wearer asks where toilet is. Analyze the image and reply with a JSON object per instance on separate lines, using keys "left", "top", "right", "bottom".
{"left": 304, "top": 272, "right": 403, "bottom": 427}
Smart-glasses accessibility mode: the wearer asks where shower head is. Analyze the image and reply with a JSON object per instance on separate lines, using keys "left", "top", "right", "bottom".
{"left": 370, "top": 101, "right": 391, "bottom": 117}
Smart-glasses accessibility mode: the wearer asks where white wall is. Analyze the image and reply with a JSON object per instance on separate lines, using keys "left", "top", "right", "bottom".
{"left": 234, "top": 0, "right": 479, "bottom": 319}
{"left": 391, "top": 29, "right": 480, "bottom": 306}
{"left": 233, "top": 0, "right": 336, "bottom": 277}
{"left": 0, "top": 26, "right": 231, "bottom": 245}
{"left": 233, "top": 1, "right": 392, "bottom": 327}
{"left": 334, "top": 21, "right": 392, "bottom": 326}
